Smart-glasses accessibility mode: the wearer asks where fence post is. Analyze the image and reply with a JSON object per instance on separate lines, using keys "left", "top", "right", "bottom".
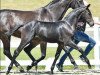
{"left": 94, "top": 17, "right": 100, "bottom": 70}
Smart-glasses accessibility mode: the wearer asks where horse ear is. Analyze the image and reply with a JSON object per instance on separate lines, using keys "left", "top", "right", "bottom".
{"left": 86, "top": 4, "right": 91, "bottom": 9}
{"left": 79, "top": 0, "right": 83, "bottom": 2}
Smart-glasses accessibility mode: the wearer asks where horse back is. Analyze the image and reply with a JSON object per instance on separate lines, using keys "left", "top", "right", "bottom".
{"left": 0, "top": 8, "right": 52, "bottom": 37}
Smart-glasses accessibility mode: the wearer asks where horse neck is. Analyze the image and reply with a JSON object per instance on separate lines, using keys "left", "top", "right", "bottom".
{"left": 64, "top": 8, "right": 85, "bottom": 26}
{"left": 45, "top": 0, "right": 71, "bottom": 21}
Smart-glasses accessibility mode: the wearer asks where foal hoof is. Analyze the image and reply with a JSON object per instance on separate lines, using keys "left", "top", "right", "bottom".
{"left": 56, "top": 64, "right": 63, "bottom": 72}
{"left": 18, "top": 66, "right": 25, "bottom": 72}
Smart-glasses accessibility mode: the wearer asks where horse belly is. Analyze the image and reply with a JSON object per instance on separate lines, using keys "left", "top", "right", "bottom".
{"left": 38, "top": 31, "right": 59, "bottom": 43}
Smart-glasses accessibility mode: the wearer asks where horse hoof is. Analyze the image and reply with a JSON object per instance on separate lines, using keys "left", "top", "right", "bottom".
{"left": 35, "top": 65, "right": 38, "bottom": 71}
{"left": 88, "top": 65, "right": 92, "bottom": 69}
{"left": 20, "top": 69, "right": 25, "bottom": 73}
{"left": 27, "top": 65, "right": 32, "bottom": 71}
{"left": 51, "top": 71, "right": 53, "bottom": 74}
{"left": 6, "top": 71, "right": 9, "bottom": 75}
{"left": 74, "top": 66, "right": 79, "bottom": 70}
{"left": 51, "top": 68, "right": 54, "bottom": 74}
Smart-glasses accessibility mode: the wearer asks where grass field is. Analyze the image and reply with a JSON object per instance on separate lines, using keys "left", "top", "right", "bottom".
{"left": 0, "top": 47, "right": 94, "bottom": 60}
{"left": 1, "top": 0, "right": 100, "bottom": 17}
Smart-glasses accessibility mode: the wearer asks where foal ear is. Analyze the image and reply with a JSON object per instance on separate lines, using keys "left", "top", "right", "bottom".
{"left": 86, "top": 4, "right": 91, "bottom": 9}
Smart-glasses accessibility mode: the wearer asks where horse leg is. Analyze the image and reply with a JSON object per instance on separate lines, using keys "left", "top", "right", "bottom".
{"left": 67, "top": 40, "right": 91, "bottom": 69}
{"left": 51, "top": 44, "right": 62, "bottom": 74}
{"left": 63, "top": 47, "right": 78, "bottom": 69}
{"left": 1, "top": 35, "right": 24, "bottom": 72}
{"left": 6, "top": 32, "right": 34, "bottom": 75}
{"left": 26, "top": 42, "right": 47, "bottom": 71}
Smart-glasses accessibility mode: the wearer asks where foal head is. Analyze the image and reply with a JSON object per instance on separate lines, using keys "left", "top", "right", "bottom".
{"left": 64, "top": 4, "right": 91, "bottom": 29}
{"left": 69, "top": 0, "right": 94, "bottom": 27}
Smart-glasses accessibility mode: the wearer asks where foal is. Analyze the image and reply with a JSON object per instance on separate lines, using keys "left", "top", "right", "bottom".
{"left": 7, "top": 5, "right": 91, "bottom": 74}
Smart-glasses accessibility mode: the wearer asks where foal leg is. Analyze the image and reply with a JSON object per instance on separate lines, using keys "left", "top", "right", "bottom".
{"left": 51, "top": 45, "right": 62, "bottom": 74}
{"left": 26, "top": 42, "right": 47, "bottom": 71}
{"left": 35, "top": 42, "right": 47, "bottom": 64}
{"left": 64, "top": 47, "right": 78, "bottom": 69}
{"left": 67, "top": 40, "right": 91, "bottom": 69}
{"left": 68, "top": 53, "right": 78, "bottom": 69}
{"left": 24, "top": 42, "right": 38, "bottom": 71}
{"left": 1, "top": 35, "right": 24, "bottom": 72}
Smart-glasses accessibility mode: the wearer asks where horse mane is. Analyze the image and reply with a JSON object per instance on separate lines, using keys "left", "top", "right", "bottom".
{"left": 45, "top": 0, "right": 60, "bottom": 7}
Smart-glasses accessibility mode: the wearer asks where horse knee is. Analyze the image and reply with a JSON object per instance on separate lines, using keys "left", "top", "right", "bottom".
{"left": 3, "top": 50, "right": 10, "bottom": 56}
{"left": 14, "top": 50, "right": 19, "bottom": 57}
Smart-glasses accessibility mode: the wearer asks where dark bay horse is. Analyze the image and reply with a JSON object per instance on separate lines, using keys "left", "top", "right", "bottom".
{"left": 6, "top": 5, "right": 91, "bottom": 74}
{"left": 0, "top": 0, "right": 73, "bottom": 72}
{"left": 0, "top": 0, "right": 94, "bottom": 72}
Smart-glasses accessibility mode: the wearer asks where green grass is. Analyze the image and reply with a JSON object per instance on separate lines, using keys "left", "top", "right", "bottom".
{"left": 1, "top": 0, "right": 100, "bottom": 17}
{"left": 1, "top": 0, "right": 51, "bottom": 10}
{"left": 0, "top": 47, "right": 94, "bottom": 60}
{"left": 87, "top": 0, "right": 100, "bottom": 17}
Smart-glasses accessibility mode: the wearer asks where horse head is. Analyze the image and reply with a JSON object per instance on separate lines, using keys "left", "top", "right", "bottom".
{"left": 81, "top": 4, "right": 94, "bottom": 27}
{"left": 69, "top": 0, "right": 94, "bottom": 27}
